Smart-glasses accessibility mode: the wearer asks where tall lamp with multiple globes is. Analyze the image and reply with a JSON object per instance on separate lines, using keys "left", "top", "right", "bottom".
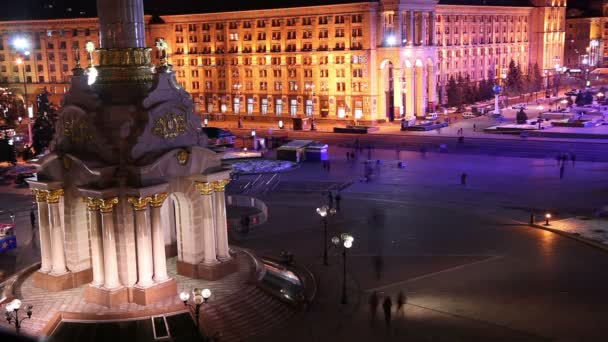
{"left": 4, "top": 299, "right": 33, "bottom": 334}
{"left": 316, "top": 205, "right": 336, "bottom": 266}
{"left": 180, "top": 288, "right": 211, "bottom": 329}
{"left": 332, "top": 233, "right": 354, "bottom": 304}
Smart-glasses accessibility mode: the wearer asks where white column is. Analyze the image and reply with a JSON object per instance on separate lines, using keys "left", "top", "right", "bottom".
{"left": 85, "top": 198, "right": 105, "bottom": 286}
{"left": 129, "top": 197, "right": 154, "bottom": 288}
{"left": 393, "top": 70, "right": 403, "bottom": 118}
{"left": 409, "top": 11, "right": 415, "bottom": 45}
{"left": 150, "top": 193, "right": 169, "bottom": 282}
{"left": 415, "top": 64, "right": 426, "bottom": 116}
{"left": 213, "top": 180, "right": 231, "bottom": 261}
{"left": 405, "top": 67, "right": 415, "bottom": 117}
{"left": 33, "top": 190, "right": 52, "bottom": 273}
{"left": 196, "top": 182, "right": 218, "bottom": 265}
{"left": 100, "top": 198, "right": 121, "bottom": 289}
{"left": 48, "top": 190, "right": 67, "bottom": 275}
{"left": 421, "top": 12, "right": 428, "bottom": 46}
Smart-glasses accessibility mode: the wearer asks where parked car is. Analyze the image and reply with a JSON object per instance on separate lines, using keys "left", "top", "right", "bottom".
{"left": 201, "top": 127, "right": 235, "bottom": 147}
{"left": 512, "top": 104, "right": 527, "bottom": 110}
{"left": 462, "top": 112, "right": 477, "bottom": 119}
{"left": 425, "top": 113, "right": 438, "bottom": 120}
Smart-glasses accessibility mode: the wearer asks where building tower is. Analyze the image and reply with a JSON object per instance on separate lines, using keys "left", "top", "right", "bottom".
{"left": 372, "top": 0, "right": 438, "bottom": 121}
{"left": 28, "top": 0, "right": 236, "bottom": 307}
{"left": 530, "top": 0, "right": 567, "bottom": 82}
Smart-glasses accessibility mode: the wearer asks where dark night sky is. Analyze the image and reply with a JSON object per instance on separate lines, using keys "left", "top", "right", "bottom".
{"left": 0, "top": 0, "right": 576, "bottom": 21}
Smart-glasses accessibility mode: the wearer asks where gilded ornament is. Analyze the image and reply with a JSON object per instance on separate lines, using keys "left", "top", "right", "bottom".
{"left": 212, "top": 179, "right": 230, "bottom": 192}
{"left": 153, "top": 113, "right": 187, "bottom": 139}
{"left": 195, "top": 181, "right": 214, "bottom": 195}
{"left": 128, "top": 197, "right": 151, "bottom": 211}
{"left": 32, "top": 189, "right": 48, "bottom": 203}
{"left": 150, "top": 193, "right": 169, "bottom": 208}
{"left": 47, "top": 189, "right": 65, "bottom": 204}
{"left": 99, "top": 197, "right": 119, "bottom": 213}
{"left": 83, "top": 197, "right": 103, "bottom": 211}
{"left": 176, "top": 150, "right": 189, "bottom": 165}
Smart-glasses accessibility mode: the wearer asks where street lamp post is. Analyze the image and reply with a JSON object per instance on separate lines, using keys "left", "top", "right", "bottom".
{"left": 316, "top": 205, "right": 336, "bottom": 266}
{"left": 4, "top": 299, "right": 33, "bottom": 334}
{"left": 180, "top": 288, "right": 211, "bottom": 329}
{"left": 544, "top": 213, "right": 551, "bottom": 226}
{"left": 332, "top": 233, "right": 354, "bottom": 304}
{"left": 306, "top": 83, "right": 316, "bottom": 131}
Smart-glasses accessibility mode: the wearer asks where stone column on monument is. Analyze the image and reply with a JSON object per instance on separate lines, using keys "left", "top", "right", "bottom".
{"left": 32, "top": 190, "right": 52, "bottom": 273}
{"left": 96, "top": 0, "right": 146, "bottom": 49}
{"left": 99, "top": 197, "right": 121, "bottom": 289}
{"left": 196, "top": 182, "right": 218, "bottom": 265}
{"left": 128, "top": 196, "right": 154, "bottom": 288}
{"left": 150, "top": 193, "right": 169, "bottom": 282}
{"left": 85, "top": 197, "right": 105, "bottom": 286}
{"left": 47, "top": 189, "right": 67, "bottom": 275}
{"left": 212, "top": 180, "right": 231, "bottom": 261}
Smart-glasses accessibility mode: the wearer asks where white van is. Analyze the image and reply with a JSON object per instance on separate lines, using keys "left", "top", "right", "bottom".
{"left": 462, "top": 112, "right": 477, "bottom": 119}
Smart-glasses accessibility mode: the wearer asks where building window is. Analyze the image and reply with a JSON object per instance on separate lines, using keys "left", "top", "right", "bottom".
{"left": 261, "top": 98, "right": 268, "bottom": 114}
{"left": 290, "top": 99, "right": 297, "bottom": 116}
{"left": 275, "top": 99, "right": 283, "bottom": 115}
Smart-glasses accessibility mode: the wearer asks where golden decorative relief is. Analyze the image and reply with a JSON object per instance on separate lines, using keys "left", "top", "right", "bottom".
{"left": 63, "top": 117, "right": 92, "bottom": 144}
{"left": 153, "top": 113, "right": 187, "bottom": 139}
{"left": 83, "top": 197, "right": 103, "bottom": 211}
{"left": 195, "top": 181, "right": 214, "bottom": 195}
{"left": 212, "top": 179, "right": 231, "bottom": 192}
{"left": 32, "top": 189, "right": 48, "bottom": 203}
{"left": 128, "top": 197, "right": 151, "bottom": 211}
{"left": 99, "top": 197, "right": 119, "bottom": 213}
{"left": 150, "top": 193, "right": 169, "bottom": 208}
{"left": 94, "top": 67, "right": 155, "bottom": 84}
{"left": 97, "top": 48, "right": 152, "bottom": 67}
{"left": 47, "top": 189, "right": 65, "bottom": 204}
{"left": 176, "top": 150, "right": 189, "bottom": 165}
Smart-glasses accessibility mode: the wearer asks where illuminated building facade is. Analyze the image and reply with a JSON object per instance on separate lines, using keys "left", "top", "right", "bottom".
{"left": 0, "top": 0, "right": 566, "bottom": 120}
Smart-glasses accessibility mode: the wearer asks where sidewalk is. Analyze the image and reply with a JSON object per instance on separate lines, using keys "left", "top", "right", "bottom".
{"left": 531, "top": 217, "right": 608, "bottom": 250}
{"left": 211, "top": 117, "right": 608, "bottom": 144}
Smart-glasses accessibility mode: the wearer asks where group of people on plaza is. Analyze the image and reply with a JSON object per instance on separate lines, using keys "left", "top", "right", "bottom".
{"left": 369, "top": 290, "right": 407, "bottom": 329}
{"left": 556, "top": 153, "right": 576, "bottom": 179}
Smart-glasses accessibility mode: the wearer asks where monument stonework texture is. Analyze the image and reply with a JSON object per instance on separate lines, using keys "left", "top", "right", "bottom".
{"left": 28, "top": 0, "right": 236, "bottom": 307}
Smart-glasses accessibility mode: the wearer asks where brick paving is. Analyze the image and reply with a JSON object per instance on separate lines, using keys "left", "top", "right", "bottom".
{"left": 1, "top": 251, "right": 296, "bottom": 341}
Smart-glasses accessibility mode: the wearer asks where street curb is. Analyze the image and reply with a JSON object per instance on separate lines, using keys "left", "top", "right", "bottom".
{"left": 527, "top": 222, "right": 608, "bottom": 254}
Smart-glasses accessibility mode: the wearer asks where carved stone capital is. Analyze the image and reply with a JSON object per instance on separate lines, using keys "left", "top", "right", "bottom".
{"left": 47, "top": 189, "right": 65, "bottom": 204}
{"left": 212, "top": 179, "right": 231, "bottom": 192}
{"left": 150, "top": 193, "right": 169, "bottom": 208}
{"left": 195, "top": 181, "right": 214, "bottom": 195}
{"left": 99, "top": 197, "right": 119, "bottom": 213}
{"left": 32, "top": 189, "right": 48, "bottom": 203}
{"left": 84, "top": 197, "right": 103, "bottom": 211}
{"left": 128, "top": 197, "right": 151, "bottom": 211}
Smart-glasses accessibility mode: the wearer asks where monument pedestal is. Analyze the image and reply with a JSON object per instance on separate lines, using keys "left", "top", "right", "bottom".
{"left": 32, "top": 269, "right": 92, "bottom": 292}
{"left": 177, "top": 257, "right": 238, "bottom": 280}
{"left": 131, "top": 279, "right": 177, "bottom": 306}
{"left": 84, "top": 285, "right": 128, "bottom": 307}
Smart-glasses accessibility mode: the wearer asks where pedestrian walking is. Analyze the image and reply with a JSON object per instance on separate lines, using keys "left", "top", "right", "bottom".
{"left": 473, "top": 123, "right": 477, "bottom": 132}
{"left": 560, "top": 165, "right": 565, "bottom": 179}
{"left": 382, "top": 296, "right": 393, "bottom": 328}
{"left": 240, "top": 215, "right": 251, "bottom": 235}
{"left": 571, "top": 154, "right": 576, "bottom": 166}
{"left": 373, "top": 255, "right": 384, "bottom": 280}
{"left": 30, "top": 208, "right": 36, "bottom": 229}
{"left": 396, "top": 291, "right": 406, "bottom": 317}
{"left": 369, "top": 291, "right": 379, "bottom": 326}
{"left": 335, "top": 192, "right": 342, "bottom": 211}
{"left": 460, "top": 172, "right": 468, "bottom": 185}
